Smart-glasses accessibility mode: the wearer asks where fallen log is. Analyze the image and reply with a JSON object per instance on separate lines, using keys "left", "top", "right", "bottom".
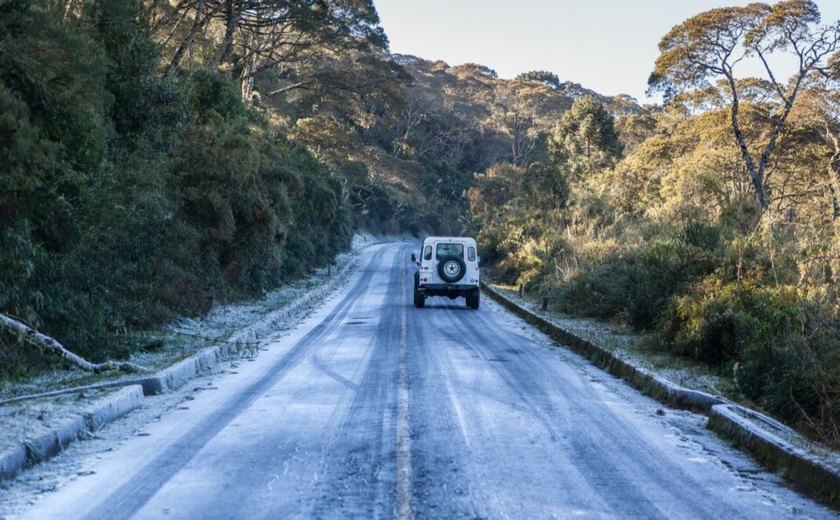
{"left": 0, "top": 313, "right": 149, "bottom": 374}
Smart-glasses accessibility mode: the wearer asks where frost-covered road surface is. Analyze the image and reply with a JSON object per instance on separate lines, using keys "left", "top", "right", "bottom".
{"left": 16, "top": 243, "right": 838, "bottom": 519}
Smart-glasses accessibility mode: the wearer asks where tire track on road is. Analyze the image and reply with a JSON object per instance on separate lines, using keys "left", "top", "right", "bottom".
{"left": 80, "top": 248, "right": 387, "bottom": 520}
{"left": 307, "top": 244, "right": 412, "bottom": 519}
{"left": 403, "top": 304, "right": 491, "bottom": 518}
{"left": 452, "top": 303, "right": 745, "bottom": 519}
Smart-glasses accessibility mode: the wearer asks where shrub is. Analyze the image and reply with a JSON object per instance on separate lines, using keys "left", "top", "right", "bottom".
{"left": 662, "top": 280, "right": 840, "bottom": 446}
{"left": 559, "top": 238, "right": 719, "bottom": 329}
{"left": 743, "top": 298, "right": 840, "bottom": 445}
{"left": 680, "top": 221, "right": 721, "bottom": 251}
{"left": 661, "top": 279, "right": 802, "bottom": 367}
{"left": 557, "top": 254, "right": 634, "bottom": 320}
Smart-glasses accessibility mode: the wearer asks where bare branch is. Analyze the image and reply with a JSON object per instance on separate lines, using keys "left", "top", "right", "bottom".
{"left": 268, "top": 80, "right": 314, "bottom": 96}
{"left": 0, "top": 313, "right": 149, "bottom": 374}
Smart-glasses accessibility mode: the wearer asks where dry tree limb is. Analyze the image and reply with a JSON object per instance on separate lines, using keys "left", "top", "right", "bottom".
{"left": 268, "top": 80, "right": 314, "bottom": 96}
{"left": 0, "top": 313, "right": 149, "bottom": 374}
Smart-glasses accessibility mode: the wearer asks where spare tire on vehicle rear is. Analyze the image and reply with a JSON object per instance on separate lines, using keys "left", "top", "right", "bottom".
{"left": 437, "top": 255, "right": 466, "bottom": 283}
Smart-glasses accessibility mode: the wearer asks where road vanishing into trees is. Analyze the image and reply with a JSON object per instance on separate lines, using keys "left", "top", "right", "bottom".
{"left": 19, "top": 243, "right": 837, "bottom": 519}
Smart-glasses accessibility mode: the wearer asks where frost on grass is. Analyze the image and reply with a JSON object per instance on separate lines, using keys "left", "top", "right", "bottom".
{"left": 2, "top": 239, "right": 368, "bottom": 399}
{"left": 0, "top": 390, "right": 114, "bottom": 458}
{"left": 0, "top": 235, "right": 380, "bottom": 459}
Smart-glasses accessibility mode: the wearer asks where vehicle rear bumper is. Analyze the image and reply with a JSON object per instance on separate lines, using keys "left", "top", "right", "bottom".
{"left": 418, "top": 283, "right": 479, "bottom": 295}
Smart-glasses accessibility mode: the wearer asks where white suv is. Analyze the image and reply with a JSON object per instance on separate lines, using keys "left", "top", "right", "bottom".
{"left": 412, "top": 236, "right": 480, "bottom": 309}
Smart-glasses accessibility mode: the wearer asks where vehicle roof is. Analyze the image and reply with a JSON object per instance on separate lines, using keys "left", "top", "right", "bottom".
{"left": 422, "top": 236, "right": 477, "bottom": 245}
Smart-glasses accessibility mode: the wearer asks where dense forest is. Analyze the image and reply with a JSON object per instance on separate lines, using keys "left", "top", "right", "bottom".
{"left": 468, "top": 2, "right": 840, "bottom": 447}
{"left": 1, "top": 1, "right": 839, "bottom": 447}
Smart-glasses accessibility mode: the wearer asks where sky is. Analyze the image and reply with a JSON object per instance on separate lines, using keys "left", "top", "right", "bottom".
{"left": 373, "top": 0, "right": 840, "bottom": 103}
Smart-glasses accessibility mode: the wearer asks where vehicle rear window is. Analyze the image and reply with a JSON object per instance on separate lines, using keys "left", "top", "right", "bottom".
{"left": 423, "top": 245, "right": 432, "bottom": 260}
{"left": 468, "top": 246, "right": 476, "bottom": 262}
{"left": 436, "top": 243, "right": 464, "bottom": 259}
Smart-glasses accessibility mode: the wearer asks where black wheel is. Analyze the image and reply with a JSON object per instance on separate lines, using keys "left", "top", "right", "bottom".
{"left": 437, "top": 255, "right": 466, "bottom": 283}
{"left": 414, "top": 290, "right": 425, "bottom": 308}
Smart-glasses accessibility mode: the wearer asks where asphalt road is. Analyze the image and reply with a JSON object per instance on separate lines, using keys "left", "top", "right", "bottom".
{"left": 19, "top": 243, "right": 838, "bottom": 519}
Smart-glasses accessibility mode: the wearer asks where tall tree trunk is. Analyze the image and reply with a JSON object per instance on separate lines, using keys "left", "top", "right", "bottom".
{"left": 726, "top": 73, "right": 768, "bottom": 210}
{"left": 164, "top": 0, "right": 207, "bottom": 77}
{"left": 214, "top": 0, "right": 240, "bottom": 68}
{"left": 240, "top": 52, "right": 256, "bottom": 102}
{"left": 828, "top": 129, "right": 840, "bottom": 220}
{"left": 62, "top": 0, "right": 79, "bottom": 21}
{"left": 754, "top": 76, "right": 804, "bottom": 211}
{"left": 511, "top": 133, "right": 521, "bottom": 165}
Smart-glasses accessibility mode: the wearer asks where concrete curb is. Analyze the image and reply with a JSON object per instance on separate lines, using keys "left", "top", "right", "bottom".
{"left": 481, "top": 282, "right": 840, "bottom": 509}
{"left": 0, "top": 385, "right": 144, "bottom": 481}
{"left": 709, "top": 404, "right": 840, "bottom": 509}
{"left": 0, "top": 446, "right": 27, "bottom": 482}
{"left": 133, "top": 343, "right": 241, "bottom": 396}
{"left": 481, "top": 282, "right": 726, "bottom": 412}
{"left": 0, "top": 272, "right": 342, "bottom": 479}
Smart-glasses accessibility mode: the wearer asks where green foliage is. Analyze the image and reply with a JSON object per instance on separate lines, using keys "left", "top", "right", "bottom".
{"left": 0, "top": 223, "right": 46, "bottom": 327}
{"left": 282, "top": 52, "right": 636, "bottom": 238}
{"left": 550, "top": 95, "right": 623, "bottom": 179}
{"left": 680, "top": 220, "right": 721, "bottom": 251}
{"left": 170, "top": 78, "right": 352, "bottom": 297}
{"left": 0, "top": 83, "right": 62, "bottom": 226}
{"left": 559, "top": 238, "right": 720, "bottom": 329}
{"left": 0, "top": 2, "right": 107, "bottom": 256}
{"left": 521, "top": 134, "right": 570, "bottom": 211}
{"left": 284, "top": 162, "right": 353, "bottom": 277}
{"left": 659, "top": 278, "right": 840, "bottom": 440}
{"left": 463, "top": 2, "right": 840, "bottom": 448}
{"left": 86, "top": 0, "right": 184, "bottom": 151}
{"left": 649, "top": 0, "right": 840, "bottom": 210}
{"left": 0, "top": 3, "right": 354, "bottom": 378}
{"left": 476, "top": 203, "right": 538, "bottom": 284}
{"left": 184, "top": 69, "right": 246, "bottom": 123}
{"left": 516, "top": 71, "right": 561, "bottom": 89}
{"left": 662, "top": 279, "right": 802, "bottom": 366}
{"left": 0, "top": 1, "right": 110, "bottom": 175}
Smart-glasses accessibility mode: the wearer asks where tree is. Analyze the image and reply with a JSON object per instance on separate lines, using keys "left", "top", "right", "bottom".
{"left": 550, "top": 95, "right": 623, "bottom": 179}
{"left": 798, "top": 50, "right": 840, "bottom": 221}
{"left": 516, "top": 70, "right": 561, "bottom": 90}
{"left": 821, "top": 92, "right": 840, "bottom": 220}
{"left": 489, "top": 79, "right": 566, "bottom": 166}
{"left": 450, "top": 63, "right": 498, "bottom": 79}
{"left": 467, "top": 162, "right": 522, "bottom": 215}
{"left": 157, "top": 0, "right": 388, "bottom": 101}
{"left": 492, "top": 91, "right": 536, "bottom": 165}
{"left": 614, "top": 112, "right": 658, "bottom": 154}
{"left": 787, "top": 86, "right": 840, "bottom": 220}
{"left": 649, "top": 0, "right": 840, "bottom": 210}
{"left": 393, "top": 88, "right": 435, "bottom": 158}
{"left": 281, "top": 50, "right": 409, "bottom": 134}
{"left": 521, "top": 133, "right": 569, "bottom": 211}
